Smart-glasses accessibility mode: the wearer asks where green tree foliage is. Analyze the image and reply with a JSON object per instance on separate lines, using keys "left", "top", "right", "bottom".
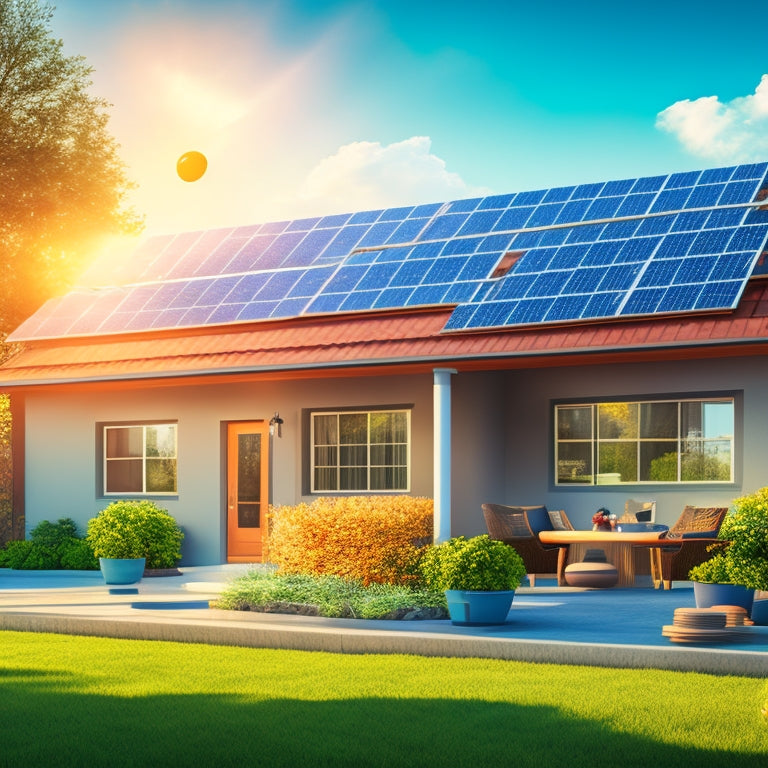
{"left": 0, "top": 0, "right": 142, "bottom": 338}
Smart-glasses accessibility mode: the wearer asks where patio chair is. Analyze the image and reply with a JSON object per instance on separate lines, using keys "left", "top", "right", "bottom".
{"left": 653, "top": 505, "right": 728, "bottom": 589}
{"left": 482, "top": 504, "right": 573, "bottom": 587}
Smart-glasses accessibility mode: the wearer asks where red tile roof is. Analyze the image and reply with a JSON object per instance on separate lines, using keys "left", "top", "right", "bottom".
{"left": 3, "top": 279, "right": 768, "bottom": 389}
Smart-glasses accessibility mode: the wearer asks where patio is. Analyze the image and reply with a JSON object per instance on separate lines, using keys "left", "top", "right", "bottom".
{"left": 0, "top": 567, "right": 766, "bottom": 677}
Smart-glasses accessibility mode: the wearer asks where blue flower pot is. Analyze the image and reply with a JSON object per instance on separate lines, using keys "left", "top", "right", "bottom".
{"left": 99, "top": 557, "right": 146, "bottom": 585}
{"left": 693, "top": 582, "right": 754, "bottom": 616}
{"left": 445, "top": 589, "right": 515, "bottom": 626}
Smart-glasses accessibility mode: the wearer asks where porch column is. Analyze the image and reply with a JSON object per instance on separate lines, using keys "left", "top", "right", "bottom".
{"left": 433, "top": 367, "right": 457, "bottom": 543}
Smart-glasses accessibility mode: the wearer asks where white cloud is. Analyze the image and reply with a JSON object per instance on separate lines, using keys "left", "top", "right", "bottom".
{"left": 295, "top": 136, "right": 491, "bottom": 214}
{"left": 656, "top": 75, "right": 768, "bottom": 161}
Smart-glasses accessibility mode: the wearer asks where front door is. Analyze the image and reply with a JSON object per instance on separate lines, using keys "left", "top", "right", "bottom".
{"left": 227, "top": 421, "right": 269, "bottom": 562}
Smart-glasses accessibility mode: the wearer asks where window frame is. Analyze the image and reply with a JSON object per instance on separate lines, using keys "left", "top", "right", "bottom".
{"left": 102, "top": 422, "right": 178, "bottom": 496}
{"left": 554, "top": 395, "right": 736, "bottom": 486}
{"left": 309, "top": 407, "right": 412, "bottom": 494}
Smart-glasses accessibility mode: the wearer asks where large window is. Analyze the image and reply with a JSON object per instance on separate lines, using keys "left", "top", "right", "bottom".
{"left": 555, "top": 398, "right": 734, "bottom": 485}
{"left": 104, "top": 424, "right": 178, "bottom": 495}
{"left": 311, "top": 409, "right": 410, "bottom": 492}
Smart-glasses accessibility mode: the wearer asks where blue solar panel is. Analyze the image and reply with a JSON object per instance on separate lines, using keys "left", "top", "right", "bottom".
{"left": 8, "top": 161, "right": 768, "bottom": 341}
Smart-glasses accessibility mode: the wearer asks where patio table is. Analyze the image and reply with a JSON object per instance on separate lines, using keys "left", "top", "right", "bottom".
{"left": 538, "top": 530, "right": 667, "bottom": 587}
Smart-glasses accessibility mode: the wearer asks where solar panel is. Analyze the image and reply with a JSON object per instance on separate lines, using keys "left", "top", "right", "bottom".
{"left": 8, "top": 161, "right": 768, "bottom": 342}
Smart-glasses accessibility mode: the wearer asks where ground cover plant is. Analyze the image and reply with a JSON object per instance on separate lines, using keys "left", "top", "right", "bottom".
{"left": 1, "top": 630, "right": 766, "bottom": 768}
{"left": 214, "top": 569, "right": 448, "bottom": 619}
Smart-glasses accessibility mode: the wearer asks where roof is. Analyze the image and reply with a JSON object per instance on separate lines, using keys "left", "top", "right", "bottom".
{"left": 7, "top": 162, "right": 768, "bottom": 345}
{"left": 4, "top": 161, "right": 768, "bottom": 389}
{"left": 2, "top": 278, "right": 768, "bottom": 389}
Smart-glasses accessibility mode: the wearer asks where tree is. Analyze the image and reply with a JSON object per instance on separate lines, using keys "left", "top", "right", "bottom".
{"left": 0, "top": 0, "right": 142, "bottom": 339}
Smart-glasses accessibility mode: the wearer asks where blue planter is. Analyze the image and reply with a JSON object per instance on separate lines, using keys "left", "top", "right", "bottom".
{"left": 99, "top": 557, "right": 146, "bottom": 585}
{"left": 693, "top": 582, "right": 754, "bottom": 616}
{"left": 445, "top": 589, "right": 515, "bottom": 626}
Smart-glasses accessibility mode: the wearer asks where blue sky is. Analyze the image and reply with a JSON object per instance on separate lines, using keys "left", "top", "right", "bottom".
{"left": 53, "top": 0, "right": 768, "bottom": 236}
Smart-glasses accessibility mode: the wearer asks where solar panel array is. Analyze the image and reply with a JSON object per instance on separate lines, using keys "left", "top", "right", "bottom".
{"left": 9, "top": 162, "right": 768, "bottom": 342}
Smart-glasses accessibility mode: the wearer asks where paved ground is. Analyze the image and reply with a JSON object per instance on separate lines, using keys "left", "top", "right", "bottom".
{"left": 1, "top": 566, "right": 766, "bottom": 677}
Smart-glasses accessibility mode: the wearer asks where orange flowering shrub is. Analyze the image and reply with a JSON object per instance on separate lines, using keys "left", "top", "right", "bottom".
{"left": 267, "top": 496, "right": 433, "bottom": 586}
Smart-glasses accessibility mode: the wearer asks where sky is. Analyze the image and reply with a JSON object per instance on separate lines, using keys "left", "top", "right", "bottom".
{"left": 52, "top": 0, "right": 768, "bottom": 239}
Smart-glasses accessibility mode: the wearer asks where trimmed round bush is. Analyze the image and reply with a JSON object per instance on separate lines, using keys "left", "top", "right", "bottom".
{"left": 86, "top": 500, "right": 183, "bottom": 569}
{"left": 419, "top": 535, "right": 526, "bottom": 592}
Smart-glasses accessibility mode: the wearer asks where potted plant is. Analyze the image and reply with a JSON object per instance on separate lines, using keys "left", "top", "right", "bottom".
{"left": 688, "top": 487, "right": 768, "bottom": 619}
{"left": 418, "top": 534, "right": 526, "bottom": 625}
{"left": 86, "top": 500, "right": 184, "bottom": 585}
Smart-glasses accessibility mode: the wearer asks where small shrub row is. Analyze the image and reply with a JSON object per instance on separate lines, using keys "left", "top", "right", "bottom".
{"left": 0, "top": 518, "right": 98, "bottom": 570}
{"left": 268, "top": 496, "right": 433, "bottom": 586}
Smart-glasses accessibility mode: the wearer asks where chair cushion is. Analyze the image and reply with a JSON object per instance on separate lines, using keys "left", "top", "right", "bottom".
{"left": 564, "top": 562, "right": 619, "bottom": 588}
{"left": 523, "top": 506, "right": 552, "bottom": 535}
{"left": 548, "top": 510, "right": 570, "bottom": 530}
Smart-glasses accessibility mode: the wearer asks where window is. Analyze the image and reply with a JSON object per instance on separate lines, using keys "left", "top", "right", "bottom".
{"left": 555, "top": 398, "right": 734, "bottom": 485}
{"left": 104, "top": 424, "right": 177, "bottom": 495}
{"left": 311, "top": 409, "right": 410, "bottom": 492}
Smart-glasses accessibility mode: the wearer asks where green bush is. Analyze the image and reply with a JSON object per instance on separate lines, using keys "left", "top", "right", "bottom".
{"left": 688, "top": 553, "right": 733, "bottom": 584}
{"left": 0, "top": 540, "right": 35, "bottom": 569}
{"left": 0, "top": 518, "right": 98, "bottom": 570}
{"left": 717, "top": 487, "right": 768, "bottom": 590}
{"left": 59, "top": 538, "right": 99, "bottom": 570}
{"left": 86, "top": 500, "right": 183, "bottom": 569}
{"left": 689, "top": 487, "right": 768, "bottom": 589}
{"left": 419, "top": 535, "right": 526, "bottom": 592}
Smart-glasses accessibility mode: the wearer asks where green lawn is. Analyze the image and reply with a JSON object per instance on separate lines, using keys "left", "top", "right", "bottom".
{"left": 1, "top": 630, "right": 766, "bottom": 767}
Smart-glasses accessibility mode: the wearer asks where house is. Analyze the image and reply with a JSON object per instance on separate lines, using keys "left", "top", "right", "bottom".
{"left": 2, "top": 161, "right": 768, "bottom": 566}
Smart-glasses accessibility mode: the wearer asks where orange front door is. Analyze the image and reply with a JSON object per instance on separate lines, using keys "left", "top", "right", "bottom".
{"left": 227, "top": 421, "right": 269, "bottom": 562}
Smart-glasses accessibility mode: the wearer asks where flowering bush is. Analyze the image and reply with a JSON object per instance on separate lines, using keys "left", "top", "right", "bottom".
{"left": 267, "top": 496, "right": 433, "bottom": 586}
{"left": 418, "top": 535, "right": 526, "bottom": 592}
{"left": 86, "top": 500, "right": 183, "bottom": 569}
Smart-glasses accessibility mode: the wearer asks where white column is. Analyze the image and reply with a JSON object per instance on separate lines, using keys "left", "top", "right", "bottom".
{"left": 433, "top": 368, "right": 457, "bottom": 543}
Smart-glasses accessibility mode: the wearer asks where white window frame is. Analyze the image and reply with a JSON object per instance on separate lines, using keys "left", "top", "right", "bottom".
{"left": 554, "top": 397, "right": 735, "bottom": 485}
{"left": 103, "top": 423, "right": 178, "bottom": 496}
{"left": 310, "top": 409, "right": 411, "bottom": 493}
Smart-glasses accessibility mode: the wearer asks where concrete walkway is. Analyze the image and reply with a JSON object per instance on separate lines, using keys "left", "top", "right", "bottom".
{"left": 1, "top": 566, "right": 766, "bottom": 677}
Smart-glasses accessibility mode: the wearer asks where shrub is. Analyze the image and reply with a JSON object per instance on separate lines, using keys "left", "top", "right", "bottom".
{"left": 59, "top": 538, "right": 99, "bottom": 570}
{"left": 717, "top": 487, "right": 768, "bottom": 590}
{"left": 0, "top": 540, "right": 35, "bottom": 569}
{"left": 418, "top": 535, "right": 526, "bottom": 592}
{"left": 0, "top": 518, "right": 98, "bottom": 570}
{"left": 86, "top": 500, "right": 183, "bottom": 569}
{"left": 267, "top": 496, "right": 433, "bottom": 586}
{"left": 688, "top": 553, "right": 733, "bottom": 584}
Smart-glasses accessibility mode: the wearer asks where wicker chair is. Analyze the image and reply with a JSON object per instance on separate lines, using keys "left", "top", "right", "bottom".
{"left": 654, "top": 506, "right": 728, "bottom": 589}
{"left": 482, "top": 504, "right": 573, "bottom": 587}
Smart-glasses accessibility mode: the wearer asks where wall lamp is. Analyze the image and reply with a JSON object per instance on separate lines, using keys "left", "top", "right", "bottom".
{"left": 269, "top": 411, "right": 284, "bottom": 437}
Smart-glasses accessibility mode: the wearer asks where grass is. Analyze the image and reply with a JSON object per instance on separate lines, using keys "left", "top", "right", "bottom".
{"left": 2, "top": 630, "right": 767, "bottom": 767}
{"left": 214, "top": 570, "right": 448, "bottom": 619}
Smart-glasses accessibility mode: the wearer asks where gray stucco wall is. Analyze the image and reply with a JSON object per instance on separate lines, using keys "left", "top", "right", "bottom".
{"left": 485, "top": 354, "right": 766, "bottom": 531}
{"left": 22, "top": 373, "right": 436, "bottom": 565}
{"left": 20, "top": 353, "right": 768, "bottom": 565}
